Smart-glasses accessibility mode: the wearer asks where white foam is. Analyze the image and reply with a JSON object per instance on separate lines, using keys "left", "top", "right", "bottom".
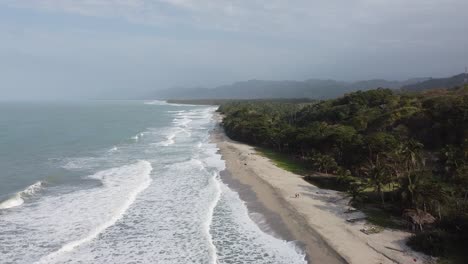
{"left": 61, "top": 157, "right": 104, "bottom": 171}
{"left": 22, "top": 181, "right": 43, "bottom": 195}
{"left": 206, "top": 171, "right": 222, "bottom": 264}
{"left": 152, "top": 125, "right": 191, "bottom": 147}
{"left": 131, "top": 132, "right": 146, "bottom": 142}
{"left": 158, "top": 133, "right": 176, "bottom": 146}
{"left": 0, "top": 193, "right": 24, "bottom": 209}
{"left": 211, "top": 182, "right": 307, "bottom": 263}
{"left": 144, "top": 100, "right": 169, "bottom": 105}
{"left": 108, "top": 146, "right": 118, "bottom": 152}
{"left": 1, "top": 106, "right": 306, "bottom": 264}
{"left": 0, "top": 181, "right": 43, "bottom": 210}
{"left": 53, "top": 157, "right": 225, "bottom": 263}
{"left": 35, "top": 161, "right": 152, "bottom": 264}
{"left": 144, "top": 100, "right": 196, "bottom": 107}
{"left": 173, "top": 117, "right": 192, "bottom": 128}
{"left": 151, "top": 135, "right": 175, "bottom": 147}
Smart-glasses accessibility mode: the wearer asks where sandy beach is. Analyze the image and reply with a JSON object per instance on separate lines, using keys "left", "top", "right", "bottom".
{"left": 211, "top": 113, "right": 432, "bottom": 264}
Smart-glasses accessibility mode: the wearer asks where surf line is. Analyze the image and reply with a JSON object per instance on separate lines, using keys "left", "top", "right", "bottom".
{"left": 35, "top": 161, "right": 153, "bottom": 264}
{"left": 0, "top": 181, "right": 43, "bottom": 210}
{"left": 206, "top": 171, "right": 222, "bottom": 264}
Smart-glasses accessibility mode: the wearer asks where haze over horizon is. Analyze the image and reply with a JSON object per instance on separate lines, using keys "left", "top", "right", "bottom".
{"left": 1, "top": 0, "right": 468, "bottom": 100}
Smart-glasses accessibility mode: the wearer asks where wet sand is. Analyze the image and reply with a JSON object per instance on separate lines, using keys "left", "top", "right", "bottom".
{"left": 211, "top": 113, "right": 431, "bottom": 264}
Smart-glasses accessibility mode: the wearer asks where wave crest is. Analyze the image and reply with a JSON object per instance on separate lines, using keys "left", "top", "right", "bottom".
{"left": 0, "top": 181, "right": 43, "bottom": 210}
{"left": 35, "top": 161, "right": 153, "bottom": 263}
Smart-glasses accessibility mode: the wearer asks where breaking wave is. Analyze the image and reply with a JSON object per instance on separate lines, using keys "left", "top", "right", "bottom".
{"left": 0, "top": 181, "right": 43, "bottom": 210}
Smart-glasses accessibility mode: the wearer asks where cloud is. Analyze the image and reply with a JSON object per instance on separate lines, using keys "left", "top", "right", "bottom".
{"left": 3, "top": 0, "right": 466, "bottom": 46}
{"left": 4, "top": 0, "right": 468, "bottom": 35}
{"left": 1, "top": 0, "right": 467, "bottom": 100}
{"left": 3, "top": 0, "right": 468, "bottom": 61}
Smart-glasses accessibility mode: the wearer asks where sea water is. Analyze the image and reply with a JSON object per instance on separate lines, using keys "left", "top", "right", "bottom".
{"left": 0, "top": 101, "right": 306, "bottom": 264}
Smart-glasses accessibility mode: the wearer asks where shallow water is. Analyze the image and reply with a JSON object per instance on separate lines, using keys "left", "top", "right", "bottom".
{"left": 0, "top": 101, "right": 306, "bottom": 264}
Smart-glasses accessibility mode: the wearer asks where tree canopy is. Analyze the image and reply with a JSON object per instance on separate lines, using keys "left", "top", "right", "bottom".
{"left": 218, "top": 87, "right": 468, "bottom": 261}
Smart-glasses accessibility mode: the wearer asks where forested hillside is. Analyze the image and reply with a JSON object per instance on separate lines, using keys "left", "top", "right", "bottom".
{"left": 218, "top": 87, "right": 468, "bottom": 262}
{"left": 401, "top": 73, "right": 466, "bottom": 92}
{"left": 153, "top": 78, "right": 427, "bottom": 100}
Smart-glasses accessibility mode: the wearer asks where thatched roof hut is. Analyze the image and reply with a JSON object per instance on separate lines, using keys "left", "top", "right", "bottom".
{"left": 403, "top": 209, "right": 436, "bottom": 231}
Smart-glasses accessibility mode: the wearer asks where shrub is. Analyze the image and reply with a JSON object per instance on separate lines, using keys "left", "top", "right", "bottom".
{"left": 407, "top": 230, "right": 450, "bottom": 257}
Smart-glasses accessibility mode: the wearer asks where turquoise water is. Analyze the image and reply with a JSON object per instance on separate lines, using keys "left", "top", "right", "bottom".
{"left": 0, "top": 101, "right": 172, "bottom": 201}
{"left": 0, "top": 101, "right": 306, "bottom": 264}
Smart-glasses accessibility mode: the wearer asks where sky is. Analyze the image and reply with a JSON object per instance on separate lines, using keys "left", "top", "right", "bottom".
{"left": 1, "top": 0, "right": 468, "bottom": 100}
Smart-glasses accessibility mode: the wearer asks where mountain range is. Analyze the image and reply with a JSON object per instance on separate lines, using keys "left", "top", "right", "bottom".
{"left": 151, "top": 74, "right": 466, "bottom": 100}
{"left": 401, "top": 73, "right": 467, "bottom": 92}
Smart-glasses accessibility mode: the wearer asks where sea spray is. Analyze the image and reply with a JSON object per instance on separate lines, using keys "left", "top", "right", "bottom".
{"left": 0, "top": 181, "right": 43, "bottom": 210}
{"left": 0, "top": 103, "right": 307, "bottom": 264}
{"left": 35, "top": 161, "right": 153, "bottom": 264}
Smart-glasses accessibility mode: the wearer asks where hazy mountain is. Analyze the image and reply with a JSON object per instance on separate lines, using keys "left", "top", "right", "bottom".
{"left": 401, "top": 74, "right": 466, "bottom": 92}
{"left": 152, "top": 78, "right": 430, "bottom": 100}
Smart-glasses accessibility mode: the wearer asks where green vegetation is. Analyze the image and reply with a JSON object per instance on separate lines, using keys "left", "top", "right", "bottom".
{"left": 256, "top": 147, "right": 310, "bottom": 176}
{"left": 155, "top": 78, "right": 432, "bottom": 100}
{"left": 401, "top": 73, "right": 467, "bottom": 92}
{"left": 218, "top": 87, "right": 468, "bottom": 263}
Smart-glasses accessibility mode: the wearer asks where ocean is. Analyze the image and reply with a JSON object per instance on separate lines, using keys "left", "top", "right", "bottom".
{"left": 0, "top": 101, "right": 306, "bottom": 264}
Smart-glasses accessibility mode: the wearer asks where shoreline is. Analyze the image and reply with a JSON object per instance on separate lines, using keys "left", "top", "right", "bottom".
{"left": 211, "top": 112, "right": 432, "bottom": 264}
{"left": 218, "top": 164, "right": 344, "bottom": 264}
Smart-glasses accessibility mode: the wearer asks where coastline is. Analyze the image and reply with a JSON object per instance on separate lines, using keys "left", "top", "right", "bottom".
{"left": 211, "top": 112, "right": 432, "bottom": 264}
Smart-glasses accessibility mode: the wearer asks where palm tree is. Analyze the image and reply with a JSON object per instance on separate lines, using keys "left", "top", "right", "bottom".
{"left": 400, "top": 140, "right": 425, "bottom": 173}
{"left": 346, "top": 180, "right": 367, "bottom": 205}
{"left": 360, "top": 155, "right": 392, "bottom": 204}
{"left": 312, "top": 154, "right": 338, "bottom": 174}
{"left": 397, "top": 140, "right": 425, "bottom": 207}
